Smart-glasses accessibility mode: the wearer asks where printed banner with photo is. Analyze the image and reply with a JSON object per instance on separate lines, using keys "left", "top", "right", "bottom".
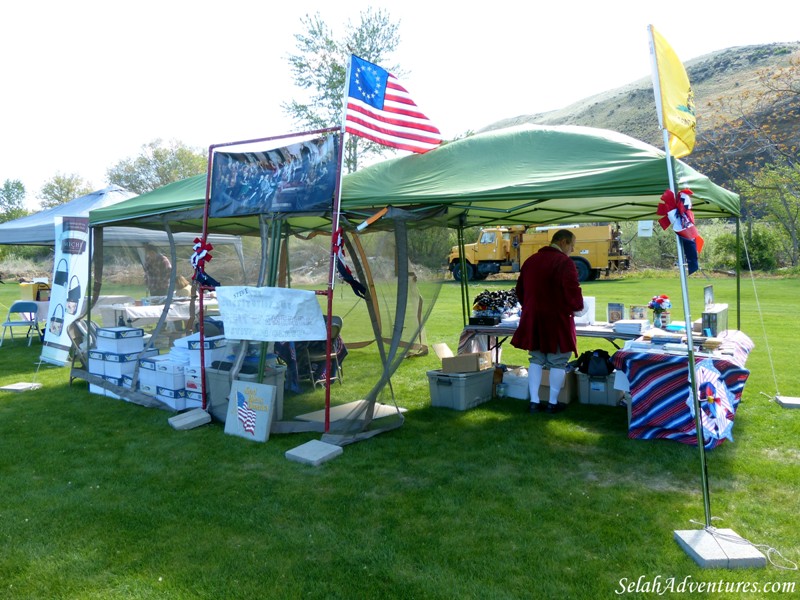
{"left": 209, "top": 133, "right": 339, "bottom": 217}
{"left": 41, "top": 216, "right": 91, "bottom": 366}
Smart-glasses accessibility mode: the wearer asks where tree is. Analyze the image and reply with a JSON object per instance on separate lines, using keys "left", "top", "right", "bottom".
{"left": 37, "top": 173, "right": 93, "bottom": 210}
{"left": 736, "top": 163, "right": 800, "bottom": 267}
{"left": 694, "top": 51, "right": 800, "bottom": 269}
{"left": 107, "top": 139, "right": 207, "bottom": 195}
{"left": 283, "top": 9, "right": 401, "bottom": 173}
{"left": 0, "top": 179, "right": 27, "bottom": 223}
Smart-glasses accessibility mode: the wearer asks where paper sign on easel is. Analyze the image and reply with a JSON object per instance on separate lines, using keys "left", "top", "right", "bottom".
{"left": 224, "top": 380, "right": 276, "bottom": 442}
{"left": 215, "top": 286, "right": 327, "bottom": 342}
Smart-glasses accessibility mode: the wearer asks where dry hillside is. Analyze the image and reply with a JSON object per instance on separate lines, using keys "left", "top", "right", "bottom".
{"left": 482, "top": 42, "right": 800, "bottom": 190}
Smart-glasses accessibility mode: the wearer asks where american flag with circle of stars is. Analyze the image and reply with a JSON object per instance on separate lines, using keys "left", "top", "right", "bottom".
{"left": 345, "top": 54, "right": 442, "bottom": 154}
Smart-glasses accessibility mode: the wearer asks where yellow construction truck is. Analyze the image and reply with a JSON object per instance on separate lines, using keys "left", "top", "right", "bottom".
{"left": 448, "top": 224, "right": 629, "bottom": 282}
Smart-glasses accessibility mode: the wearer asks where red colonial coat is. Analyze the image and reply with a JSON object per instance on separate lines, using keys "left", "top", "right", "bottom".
{"left": 510, "top": 246, "right": 584, "bottom": 355}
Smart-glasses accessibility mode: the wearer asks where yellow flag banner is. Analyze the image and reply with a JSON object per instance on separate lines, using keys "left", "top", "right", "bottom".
{"left": 649, "top": 25, "right": 696, "bottom": 158}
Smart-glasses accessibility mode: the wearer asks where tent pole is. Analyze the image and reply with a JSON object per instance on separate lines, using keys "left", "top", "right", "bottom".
{"left": 674, "top": 226, "right": 712, "bottom": 527}
{"left": 736, "top": 217, "right": 742, "bottom": 330}
{"left": 322, "top": 129, "right": 348, "bottom": 433}
{"left": 662, "top": 140, "right": 712, "bottom": 529}
{"left": 456, "top": 218, "right": 470, "bottom": 328}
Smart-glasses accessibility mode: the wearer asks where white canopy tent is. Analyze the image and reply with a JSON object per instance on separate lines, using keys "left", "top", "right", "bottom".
{"left": 0, "top": 185, "right": 243, "bottom": 251}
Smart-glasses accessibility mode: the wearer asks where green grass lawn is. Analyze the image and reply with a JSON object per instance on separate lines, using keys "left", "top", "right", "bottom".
{"left": 1, "top": 275, "right": 798, "bottom": 599}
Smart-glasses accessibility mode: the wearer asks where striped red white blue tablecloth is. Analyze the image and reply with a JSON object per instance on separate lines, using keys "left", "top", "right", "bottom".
{"left": 612, "top": 331, "right": 753, "bottom": 449}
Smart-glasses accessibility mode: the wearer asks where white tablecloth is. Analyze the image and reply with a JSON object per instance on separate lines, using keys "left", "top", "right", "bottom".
{"left": 98, "top": 300, "right": 218, "bottom": 327}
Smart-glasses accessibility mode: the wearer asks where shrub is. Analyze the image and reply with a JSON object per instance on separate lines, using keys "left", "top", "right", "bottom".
{"left": 710, "top": 223, "right": 780, "bottom": 271}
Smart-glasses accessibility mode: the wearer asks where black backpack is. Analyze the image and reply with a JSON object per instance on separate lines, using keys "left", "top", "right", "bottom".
{"left": 576, "top": 349, "right": 614, "bottom": 376}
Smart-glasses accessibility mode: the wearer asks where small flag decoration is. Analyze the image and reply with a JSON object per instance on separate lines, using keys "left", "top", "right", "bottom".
{"left": 657, "top": 188, "right": 705, "bottom": 274}
{"left": 236, "top": 390, "right": 257, "bottom": 435}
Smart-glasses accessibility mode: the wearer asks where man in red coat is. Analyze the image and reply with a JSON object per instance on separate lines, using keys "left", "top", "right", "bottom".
{"left": 511, "top": 229, "right": 585, "bottom": 413}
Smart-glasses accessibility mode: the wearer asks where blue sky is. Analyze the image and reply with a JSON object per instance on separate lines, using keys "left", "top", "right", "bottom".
{"left": 3, "top": 0, "right": 798, "bottom": 209}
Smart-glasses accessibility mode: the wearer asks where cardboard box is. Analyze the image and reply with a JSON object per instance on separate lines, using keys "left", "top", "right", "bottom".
{"left": 155, "top": 359, "right": 186, "bottom": 390}
{"left": 576, "top": 372, "right": 624, "bottom": 406}
{"left": 139, "top": 354, "right": 170, "bottom": 390}
{"left": 432, "top": 343, "right": 493, "bottom": 373}
{"left": 174, "top": 333, "right": 227, "bottom": 366}
{"left": 702, "top": 303, "right": 728, "bottom": 336}
{"left": 188, "top": 345, "right": 228, "bottom": 368}
{"left": 427, "top": 368, "right": 494, "bottom": 410}
{"left": 88, "top": 349, "right": 105, "bottom": 376}
{"left": 185, "top": 390, "right": 204, "bottom": 410}
{"left": 96, "top": 327, "right": 145, "bottom": 353}
{"left": 20, "top": 281, "right": 50, "bottom": 301}
{"left": 102, "top": 348, "right": 158, "bottom": 378}
{"left": 102, "top": 375, "right": 123, "bottom": 400}
{"left": 156, "top": 386, "right": 186, "bottom": 411}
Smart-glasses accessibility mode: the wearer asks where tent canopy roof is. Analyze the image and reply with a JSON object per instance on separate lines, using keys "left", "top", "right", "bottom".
{"left": 341, "top": 124, "right": 739, "bottom": 228}
{"left": 88, "top": 125, "right": 739, "bottom": 232}
{"left": 0, "top": 184, "right": 243, "bottom": 251}
{"left": 0, "top": 186, "right": 134, "bottom": 245}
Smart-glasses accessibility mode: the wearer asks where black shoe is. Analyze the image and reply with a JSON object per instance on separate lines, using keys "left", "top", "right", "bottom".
{"left": 529, "top": 402, "right": 545, "bottom": 414}
{"left": 546, "top": 402, "right": 567, "bottom": 414}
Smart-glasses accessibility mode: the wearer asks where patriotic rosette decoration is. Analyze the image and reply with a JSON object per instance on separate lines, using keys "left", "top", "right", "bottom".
{"left": 657, "top": 188, "right": 705, "bottom": 274}
{"left": 333, "top": 228, "right": 367, "bottom": 299}
{"left": 686, "top": 359, "right": 736, "bottom": 442}
{"left": 190, "top": 237, "right": 220, "bottom": 288}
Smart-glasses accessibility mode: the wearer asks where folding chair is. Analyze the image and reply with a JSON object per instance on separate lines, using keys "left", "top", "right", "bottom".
{"left": 1, "top": 301, "right": 43, "bottom": 347}
{"left": 303, "top": 316, "right": 345, "bottom": 389}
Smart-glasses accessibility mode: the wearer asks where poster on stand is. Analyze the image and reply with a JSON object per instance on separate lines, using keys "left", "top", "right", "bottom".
{"left": 224, "top": 380, "right": 276, "bottom": 442}
{"left": 40, "top": 216, "right": 90, "bottom": 366}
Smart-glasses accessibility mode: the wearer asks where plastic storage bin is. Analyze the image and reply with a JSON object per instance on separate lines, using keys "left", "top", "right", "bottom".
{"left": 427, "top": 369, "right": 494, "bottom": 411}
{"left": 576, "top": 371, "right": 624, "bottom": 406}
{"left": 205, "top": 362, "right": 286, "bottom": 423}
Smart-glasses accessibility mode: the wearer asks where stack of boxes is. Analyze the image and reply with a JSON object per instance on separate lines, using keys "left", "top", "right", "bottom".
{"left": 140, "top": 333, "right": 227, "bottom": 410}
{"left": 184, "top": 365, "right": 205, "bottom": 407}
{"left": 87, "top": 327, "right": 233, "bottom": 411}
{"left": 136, "top": 354, "right": 187, "bottom": 410}
{"left": 427, "top": 343, "right": 495, "bottom": 410}
{"left": 88, "top": 326, "right": 156, "bottom": 399}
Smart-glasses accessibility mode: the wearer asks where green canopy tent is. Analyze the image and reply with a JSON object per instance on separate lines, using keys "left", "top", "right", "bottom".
{"left": 340, "top": 123, "right": 739, "bottom": 226}
{"left": 87, "top": 124, "right": 740, "bottom": 443}
{"left": 340, "top": 123, "right": 741, "bottom": 329}
{"left": 90, "top": 124, "right": 739, "bottom": 231}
